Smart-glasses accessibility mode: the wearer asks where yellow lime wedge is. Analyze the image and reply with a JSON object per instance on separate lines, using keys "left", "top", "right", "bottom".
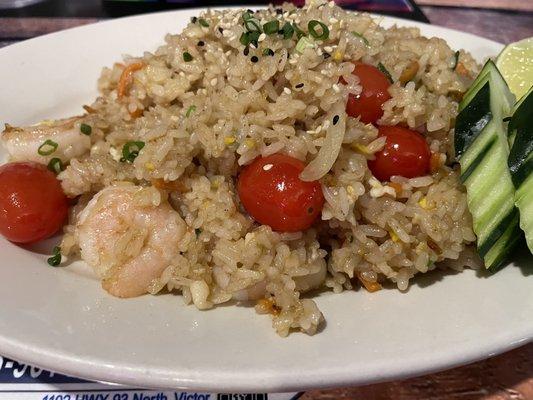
{"left": 496, "top": 37, "right": 533, "bottom": 99}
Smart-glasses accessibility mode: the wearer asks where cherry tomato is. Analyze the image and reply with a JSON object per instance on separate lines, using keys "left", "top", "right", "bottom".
{"left": 345, "top": 64, "right": 391, "bottom": 124}
{"left": 0, "top": 162, "right": 68, "bottom": 243}
{"left": 368, "top": 126, "right": 431, "bottom": 181}
{"left": 237, "top": 154, "right": 324, "bottom": 232}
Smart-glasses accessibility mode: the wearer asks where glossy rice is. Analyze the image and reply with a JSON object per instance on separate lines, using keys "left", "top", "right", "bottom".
{"left": 25, "top": 1, "right": 484, "bottom": 336}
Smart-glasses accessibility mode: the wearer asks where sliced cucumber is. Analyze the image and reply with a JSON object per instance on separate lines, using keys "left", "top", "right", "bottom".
{"left": 508, "top": 86, "right": 533, "bottom": 253}
{"left": 455, "top": 60, "right": 517, "bottom": 271}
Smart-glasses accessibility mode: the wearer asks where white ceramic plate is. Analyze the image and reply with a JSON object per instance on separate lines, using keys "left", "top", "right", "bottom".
{"left": 0, "top": 8, "right": 531, "bottom": 392}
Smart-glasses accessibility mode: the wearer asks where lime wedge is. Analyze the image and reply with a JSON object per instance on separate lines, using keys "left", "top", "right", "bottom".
{"left": 496, "top": 37, "right": 533, "bottom": 99}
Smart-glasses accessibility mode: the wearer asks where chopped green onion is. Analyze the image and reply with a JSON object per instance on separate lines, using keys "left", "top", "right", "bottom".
{"left": 263, "top": 20, "right": 280, "bottom": 35}
{"left": 240, "top": 32, "right": 250, "bottom": 46}
{"left": 295, "top": 36, "right": 314, "bottom": 54}
{"left": 186, "top": 105, "right": 197, "bottom": 117}
{"left": 121, "top": 141, "right": 145, "bottom": 163}
{"left": 80, "top": 123, "right": 92, "bottom": 135}
{"left": 242, "top": 11, "right": 253, "bottom": 21}
{"left": 244, "top": 18, "right": 261, "bottom": 32}
{"left": 47, "top": 246, "right": 61, "bottom": 267}
{"left": 378, "top": 62, "right": 393, "bottom": 83}
{"left": 293, "top": 23, "right": 306, "bottom": 39}
{"left": 352, "top": 31, "right": 369, "bottom": 46}
{"left": 198, "top": 18, "right": 209, "bottom": 27}
{"left": 281, "top": 22, "right": 294, "bottom": 40}
{"left": 308, "top": 20, "right": 329, "bottom": 40}
{"left": 37, "top": 139, "right": 58, "bottom": 156}
{"left": 262, "top": 48, "right": 275, "bottom": 56}
{"left": 240, "top": 31, "right": 260, "bottom": 47}
{"left": 183, "top": 52, "right": 193, "bottom": 62}
{"left": 47, "top": 157, "right": 63, "bottom": 174}
{"left": 452, "top": 50, "right": 460, "bottom": 70}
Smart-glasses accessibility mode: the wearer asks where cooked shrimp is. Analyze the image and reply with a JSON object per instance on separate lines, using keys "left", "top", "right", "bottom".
{"left": 1, "top": 117, "right": 91, "bottom": 164}
{"left": 76, "top": 183, "right": 187, "bottom": 298}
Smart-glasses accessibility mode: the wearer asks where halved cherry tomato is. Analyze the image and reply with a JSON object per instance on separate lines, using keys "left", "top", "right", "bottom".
{"left": 0, "top": 162, "right": 68, "bottom": 243}
{"left": 368, "top": 126, "right": 431, "bottom": 181}
{"left": 345, "top": 64, "right": 391, "bottom": 124}
{"left": 237, "top": 154, "right": 324, "bottom": 232}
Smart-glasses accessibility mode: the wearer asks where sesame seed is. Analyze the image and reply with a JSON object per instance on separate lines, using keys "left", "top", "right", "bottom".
{"left": 332, "top": 115, "right": 339, "bottom": 125}
{"left": 324, "top": 46, "right": 333, "bottom": 53}
{"left": 244, "top": 46, "right": 250, "bottom": 56}
{"left": 295, "top": 83, "right": 304, "bottom": 88}
{"left": 210, "top": 78, "right": 218, "bottom": 86}
{"left": 284, "top": 87, "right": 292, "bottom": 94}
{"left": 251, "top": 56, "right": 259, "bottom": 63}
{"left": 197, "top": 40, "right": 205, "bottom": 46}
{"left": 258, "top": 33, "right": 266, "bottom": 42}
{"left": 263, "top": 163, "right": 273, "bottom": 171}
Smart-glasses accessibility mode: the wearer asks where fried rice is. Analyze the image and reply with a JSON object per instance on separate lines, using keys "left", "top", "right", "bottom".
{"left": 16, "top": 0, "right": 484, "bottom": 336}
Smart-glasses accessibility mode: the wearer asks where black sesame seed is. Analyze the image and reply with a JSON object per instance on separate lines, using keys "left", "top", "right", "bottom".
{"left": 295, "top": 83, "right": 304, "bottom": 88}
{"left": 191, "top": 16, "right": 198, "bottom": 23}
{"left": 251, "top": 56, "right": 259, "bottom": 63}
{"left": 243, "top": 46, "right": 250, "bottom": 56}
{"left": 333, "top": 115, "right": 340, "bottom": 125}
{"left": 323, "top": 53, "right": 331, "bottom": 59}
{"left": 197, "top": 40, "right": 205, "bottom": 47}
{"left": 218, "top": 27, "right": 223, "bottom": 34}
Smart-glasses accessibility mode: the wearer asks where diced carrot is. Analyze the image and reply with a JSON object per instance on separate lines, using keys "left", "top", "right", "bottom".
{"left": 256, "top": 298, "right": 280, "bottom": 316}
{"left": 388, "top": 182, "right": 403, "bottom": 197}
{"left": 430, "top": 152, "right": 442, "bottom": 173}
{"left": 455, "top": 62, "right": 469, "bottom": 77}
{"left": 357, "top": 273, "right": 382, "bottom": 293}
{"left": 117, "top": 62, "right": 145, "bottom": 98}
{"left": 129, "top": 108, "right": 144, "bottom": 119}
{"left": 151, "top": 178, "right": 187, "bottom": 192}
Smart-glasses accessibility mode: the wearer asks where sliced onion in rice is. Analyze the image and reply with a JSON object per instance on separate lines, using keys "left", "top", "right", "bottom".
{"left": 300, "top": 101, "right": 346, "bottom": 182}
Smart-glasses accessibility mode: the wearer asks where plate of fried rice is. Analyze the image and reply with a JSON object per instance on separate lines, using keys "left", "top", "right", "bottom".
{"left": 0, "top": 1, "right": 531, "bottom": 391}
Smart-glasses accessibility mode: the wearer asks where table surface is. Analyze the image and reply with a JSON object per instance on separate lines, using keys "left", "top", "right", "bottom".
{"left": 1, "top": 3, "right": 533, "bottom": 399}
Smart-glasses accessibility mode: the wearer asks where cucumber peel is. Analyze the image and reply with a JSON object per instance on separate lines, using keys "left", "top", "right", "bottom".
{"left": 455, "top": 60, "right": 518, "bottom": 271}
{"left": 508, "top": 86, "right": 533, "bottom": 253}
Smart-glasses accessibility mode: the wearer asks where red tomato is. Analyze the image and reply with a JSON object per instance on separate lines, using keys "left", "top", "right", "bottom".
{"left": 345, "top": 64, "right": 391, "bottom": 124}
{"left": 237, "top": 154, "right": 324, "bottom": 232}
{"left": 0, "top": 162, "right": 68, "bottom": 243}
{"left": 368, "top": 126, "right": 431, "bottom": 181}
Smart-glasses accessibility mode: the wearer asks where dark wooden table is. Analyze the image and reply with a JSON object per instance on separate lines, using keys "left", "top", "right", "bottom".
{"left": 1, "top": 3, "right": 532, "bottom": 399}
